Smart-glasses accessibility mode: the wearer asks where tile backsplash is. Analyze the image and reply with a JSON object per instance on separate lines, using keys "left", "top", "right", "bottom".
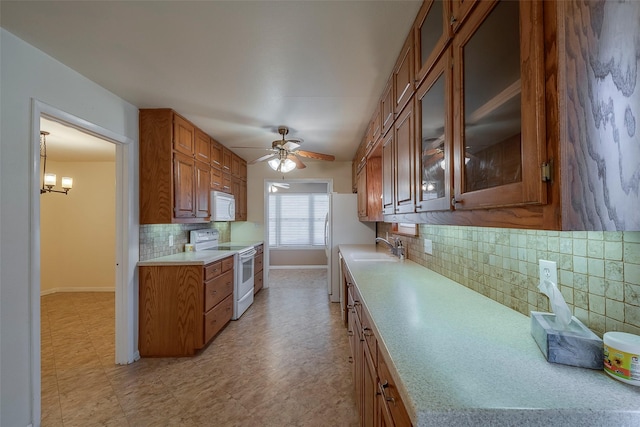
{"left": 139, "top": 222, "right": 230, "bottom": 261}
{"left": 378, "top": 223, "right": 640, "bottom": 337}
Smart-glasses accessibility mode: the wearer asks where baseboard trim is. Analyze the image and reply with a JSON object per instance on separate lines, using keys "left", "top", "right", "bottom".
{"left": 268, "top": 265, "right": 328, "bottom": 270}
{"left": 40, "top": 287, "right": 115, "bottom": 296}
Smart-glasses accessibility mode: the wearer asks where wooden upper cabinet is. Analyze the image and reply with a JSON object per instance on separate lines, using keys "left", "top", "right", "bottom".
{"left": 239, "top": 159, "right": 247, "bottom": 181}
{"left": 173, "top": 114, "right": 195, "bottom": 157}
{"left": 414, "top": 0, "right": 452, "bottom": 86}
{"left": 393, "top": 33, "right": 415, "bottom": 116}
{"left": 173, "top": 152, "right": 196, "bottom": 219}
{"left": 195, "top": 129, "right": 211, "bottom": 164}
{"left": 140, "top": 109, "right": 209, "bottom": 224}
{"left": 371, "top": 104, "right": 382, "bottom": 143}
{"left": 231, "top": 153, "right": 241, "bottom": 177}
{"left": 210, "top": 167, "right": 223, "bottom": 192}
{"left": 451, "top": 0, "right": 478, "bottom": 32}
{"left": 222, "top": 147, "right": 232, "bottom": 172}
{"left": 365, "top": 147, "right": 383, "bottom": 222}
{"left": 394, "top": 99, "right": 416, "bottom": 214}
{"left": 195, "top": 161, "right": 210, "bottom": 219}
{"left": 382, "top": 131, "right": 395, "bottom": 215}
{"left": 211, "top": 139, "right": 223, "bottom": 169}
{"left": 452, "top": 0, "right": 546, "bottom": 210}
{"left": 416, "top": 49, "right": 452, "bottom": 212}
{"left": 357, "top": 168, "right": 367, "bottom": 219}
{"left": 381, "top": 77, "right": 395, "bottom": 136}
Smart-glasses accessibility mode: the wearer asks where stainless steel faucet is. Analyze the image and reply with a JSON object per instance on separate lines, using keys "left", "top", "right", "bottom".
{"left": 375, "top": 237, "right": 404, "bottom": 259}
{"left": 375, "top": 237, "right": 395, "bottom": 251}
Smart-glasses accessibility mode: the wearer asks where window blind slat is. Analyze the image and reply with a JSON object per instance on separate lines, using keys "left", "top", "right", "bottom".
{"left": 268, "top": 193, "right": 329, "bottom": 247}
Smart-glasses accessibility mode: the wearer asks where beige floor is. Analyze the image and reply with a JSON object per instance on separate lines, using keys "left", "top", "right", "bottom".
{"left": 41, "top": 269, "right": 358, "bottom": 426}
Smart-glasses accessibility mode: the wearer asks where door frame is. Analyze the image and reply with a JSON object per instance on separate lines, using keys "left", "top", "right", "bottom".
{"left": 262, "top": 179, "right": 333, "bottom": 281}
{"left": 29, "top": 99, "right": 137, "bottom": 422}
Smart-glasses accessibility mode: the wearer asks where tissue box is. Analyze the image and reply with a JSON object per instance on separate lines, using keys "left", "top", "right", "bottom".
{"left": 530, "top": 311, "right": 603, "bottom": 370}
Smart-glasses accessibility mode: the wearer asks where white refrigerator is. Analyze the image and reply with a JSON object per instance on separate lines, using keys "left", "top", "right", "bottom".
{"left": 324, "top": 193, "right": 376, "bottom": 303}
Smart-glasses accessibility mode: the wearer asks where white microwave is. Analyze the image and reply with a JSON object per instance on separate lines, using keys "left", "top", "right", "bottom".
{"left": 211, "top": 191, "right": 236, "bottom": 221}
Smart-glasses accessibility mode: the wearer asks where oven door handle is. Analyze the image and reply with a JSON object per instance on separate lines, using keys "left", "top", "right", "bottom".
{"left": 239, "top": 248, "right": 257, "bottom": 261}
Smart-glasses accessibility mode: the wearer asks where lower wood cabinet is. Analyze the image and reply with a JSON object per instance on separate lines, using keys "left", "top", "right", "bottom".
{"left": 254, "top": 244, "right": 264, "bottom": 294}
{"left": 344, "top": 262, "right": 412, "bottom": 427}
{"left": 139, "top": 256, "right": 234, "bottom": 357}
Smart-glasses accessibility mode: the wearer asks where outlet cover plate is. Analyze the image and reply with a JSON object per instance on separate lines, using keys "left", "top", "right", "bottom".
{"left": 423, "top": 239, "right": 433, "bottom": 255}
{"left": 539, "top": 259, "right": 557, "bottom": 287}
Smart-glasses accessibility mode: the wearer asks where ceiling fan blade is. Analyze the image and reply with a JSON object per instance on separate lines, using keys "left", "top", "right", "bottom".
{"left": 295, "top": 150, "right": 335, "bottom": 161}
{"left": 232, "top": 146, "right": 276, "bottom": 151}
{"left": 249, "top": 153, "right": 276, "bottom": 164}
{"left": 289, "top": 154, "right": 307, "bottom": 169}
{"left": 283, "top": 140, "right": 301, "bottom": 151}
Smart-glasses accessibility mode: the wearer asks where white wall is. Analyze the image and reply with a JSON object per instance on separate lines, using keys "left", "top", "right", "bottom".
{"left": 41, "top": 161, "right": 116, "bottom": 293}
{"left": 231, "top": 160, "right": 353, "bottom": 241}
{"left": 0, "top": 29, "right": 139, "bottom": 427}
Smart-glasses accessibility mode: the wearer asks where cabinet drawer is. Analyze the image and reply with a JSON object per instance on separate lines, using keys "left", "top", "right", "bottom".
{"left": 378, "top": 353, "right": 411, "bottom": 427}
{"left": 204, "top": 261, "right": 222, "bottom": 280}
{"left": 254, "top": 272, "right": 263, "bottom": 294}
{"left": 221, "top": 256, "right": 234, "bottom": 273}
{"left": 204, "top": 270, "right": 233, "bottom": 312}
{"left": 204, "top": 294, "right": 233, "bottom": 344}
{"left": 254, "top": 253, "right": 264, "bottom": 273}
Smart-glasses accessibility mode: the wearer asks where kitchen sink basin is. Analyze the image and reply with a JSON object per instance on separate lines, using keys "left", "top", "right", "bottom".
{"left": 350, "top": 252, "right": 399, "bottom": 262}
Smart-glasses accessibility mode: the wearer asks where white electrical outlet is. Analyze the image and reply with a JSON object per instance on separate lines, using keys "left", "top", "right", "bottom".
{"left": 169, "top": 235, "right": 174, "bottom": 247}
{"left": 539, "top": 259, "right": 557, "bottom": 287}
{"left": 423, "top": 239, "right": 433, "bottom": 255}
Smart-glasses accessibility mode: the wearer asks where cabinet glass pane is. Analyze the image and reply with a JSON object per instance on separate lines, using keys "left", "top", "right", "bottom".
{"left": 420, "top": 1, "right": 444, "bottom": 68}
{"left": 421, "top": 73, "right": 446, "bottom": 201}
{"left": 463, "top": 1, "right": 521, "bottom": 193}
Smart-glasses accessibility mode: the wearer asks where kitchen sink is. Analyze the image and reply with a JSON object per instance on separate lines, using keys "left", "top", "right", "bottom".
{"left": 349, "top": 252, "right": 399, "bottom": 262}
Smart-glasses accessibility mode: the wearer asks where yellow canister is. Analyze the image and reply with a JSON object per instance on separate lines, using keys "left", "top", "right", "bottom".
{"left": 603, "top": 332, "right": 640, "bottom": 386}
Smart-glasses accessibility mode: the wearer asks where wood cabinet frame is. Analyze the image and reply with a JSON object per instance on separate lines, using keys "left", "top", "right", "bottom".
{"left": 452, "top": 0, "right": 547, "bottom": 210}
{"left": 414, "top": 0, "right": 452, "bottom": 87}
{"left": 415, "top": 48, "right": 453, "bottom": 212}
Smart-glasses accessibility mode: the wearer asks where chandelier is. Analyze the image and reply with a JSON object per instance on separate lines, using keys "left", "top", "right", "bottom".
{"left": 40, "top": 131, "right": 73, "bottom": 195}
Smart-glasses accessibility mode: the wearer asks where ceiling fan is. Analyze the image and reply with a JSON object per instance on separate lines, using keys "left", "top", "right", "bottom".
{"left": 235, "top": 126, "right": 335, "bottom": 173}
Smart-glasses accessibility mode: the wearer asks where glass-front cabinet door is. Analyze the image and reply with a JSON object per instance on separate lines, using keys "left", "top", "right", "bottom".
{"left": 452, "top": 0, "right": 546, "bottom": 210}
{"left": 416, "top": 49, "right": 452, "bottom": 212}
{"left": 414, "top": 0, "right": 451, "bottom": 86}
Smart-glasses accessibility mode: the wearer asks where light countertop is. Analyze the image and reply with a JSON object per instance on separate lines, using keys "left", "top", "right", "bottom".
{"left": 339, "top": 244, "right": 640, "bottom": 427}
{"left": 137, "top": 241, "right": 263, "bottom": 266}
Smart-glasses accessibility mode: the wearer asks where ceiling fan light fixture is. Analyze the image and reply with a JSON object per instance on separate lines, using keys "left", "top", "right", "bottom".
{"left": 268, "top": 158, "right": 296, "bottom": 173}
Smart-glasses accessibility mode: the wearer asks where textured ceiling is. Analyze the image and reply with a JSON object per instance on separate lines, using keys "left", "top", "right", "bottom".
{"left": 2, "top": 0, "right": 422, "bottom": 164}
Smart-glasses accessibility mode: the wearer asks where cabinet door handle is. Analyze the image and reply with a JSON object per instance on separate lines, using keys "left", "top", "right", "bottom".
{"left": 451, "top": 196, "right": 462, "bottom": 207}
{"left": 379, "top": 381, "right": 395, "bottom": 404}
{"left": 363, "top": 327, "right": 373, "bottom": 337}
{"left": 348, "top": 356, "right": 353, "bottom": 364}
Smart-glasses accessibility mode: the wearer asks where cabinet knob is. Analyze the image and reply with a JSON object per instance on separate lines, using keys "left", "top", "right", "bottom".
{"left": 451, "top": 196, "right": 462, "bottom": 207}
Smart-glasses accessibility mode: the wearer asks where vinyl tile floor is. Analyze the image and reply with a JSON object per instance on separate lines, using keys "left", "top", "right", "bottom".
{"left": 41, "top": 269, "right": 358, "bottom": 426}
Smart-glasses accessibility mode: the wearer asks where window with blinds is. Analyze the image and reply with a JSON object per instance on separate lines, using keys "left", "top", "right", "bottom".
{"left": 268, "top": 193, "right": 329, "bottom": 248}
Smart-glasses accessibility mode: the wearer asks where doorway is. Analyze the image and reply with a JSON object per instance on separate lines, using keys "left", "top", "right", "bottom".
{"left": 30, "top": 100, "right": 136, "bottom": 423}
{"left": 263, "top": 179, "right": 332, "bottom": 280}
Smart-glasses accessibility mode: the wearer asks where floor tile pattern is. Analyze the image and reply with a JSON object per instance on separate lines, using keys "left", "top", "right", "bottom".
{"left": 41, "top": 269, "right": 358, "bottom": 426}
